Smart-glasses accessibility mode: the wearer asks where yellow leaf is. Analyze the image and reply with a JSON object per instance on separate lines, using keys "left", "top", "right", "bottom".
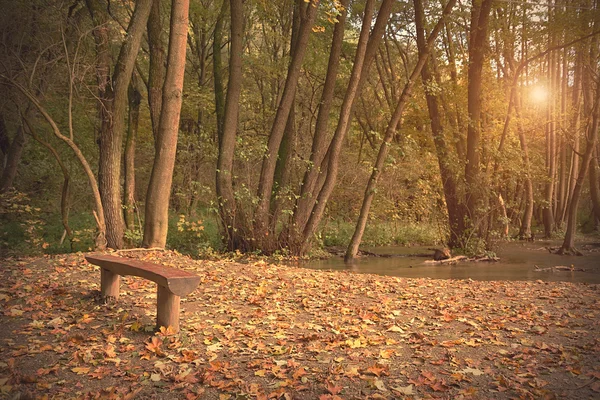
{"left": 71, "top": 367, "right": 90, "bottom": 375}
{"left": 379, "top": 349, "right": 394, "bottom": 359}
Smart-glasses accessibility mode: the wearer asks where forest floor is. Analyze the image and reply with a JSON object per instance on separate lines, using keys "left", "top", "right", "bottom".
{"left": 1, "top": 250, "right": 599, "bottom": 399}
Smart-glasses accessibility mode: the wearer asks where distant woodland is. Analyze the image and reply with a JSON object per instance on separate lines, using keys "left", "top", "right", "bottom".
{"left": 1, "top": 0, "right": 599, "bottom": 257}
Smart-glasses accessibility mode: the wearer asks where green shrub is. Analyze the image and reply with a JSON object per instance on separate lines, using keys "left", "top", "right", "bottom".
{"left": 321, "top": 219, "right": 442, "bottom": 248}
{"left": 166, "top": 212, "right": 222, "bottom": 256}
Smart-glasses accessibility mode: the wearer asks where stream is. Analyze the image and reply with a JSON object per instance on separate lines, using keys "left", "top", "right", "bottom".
{"left": 298, "top": 240, "right": 600, "bottom": 283}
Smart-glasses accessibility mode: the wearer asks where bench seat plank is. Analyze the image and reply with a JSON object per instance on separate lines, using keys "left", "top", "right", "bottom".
{"left": 86, "top": 254, "right": 200, "bottom": 296}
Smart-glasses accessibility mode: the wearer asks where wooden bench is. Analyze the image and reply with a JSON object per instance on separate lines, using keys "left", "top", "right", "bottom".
{"left": 85, "top": 254, "right": 201, "bottom": 332}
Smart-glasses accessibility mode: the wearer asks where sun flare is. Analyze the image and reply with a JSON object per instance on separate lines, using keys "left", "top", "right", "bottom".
{"left": 530, "top": 86, "right": 549, "bottom": 103}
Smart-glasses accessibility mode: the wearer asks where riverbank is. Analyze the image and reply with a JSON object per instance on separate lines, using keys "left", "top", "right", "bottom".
{"left": 1, "top": 251, "right": 599, "bottom": 399}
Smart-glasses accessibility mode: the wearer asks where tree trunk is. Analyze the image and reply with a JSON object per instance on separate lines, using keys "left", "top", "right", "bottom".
{"left": 560, "top": 10, "right": 599, "bottom": 252}
{"left": 143, "top": 0, "right": 190, "bottom": 248}
{"left": 216, "top": 0, "right": 247, "bottom": 251}
{"left": 290, "top": 0, "right": 350, "bottom": 248}
{"left": 87, "top": 0, "right": 153, "bottom": 249}
{"left": 300, "top": 0, "right": 394, "bottom": 254}
{"left": 147, "top": 0, "right": 167, "bottom": 142}
{"left": 464, "top": 0, "right": 493, "bottom": 242}
{"left": 589, "top": 147, "right": 600, "bottom": 230}
{"left": 515, "top": 93, "right": 534, "bottom": 240}
{"left": 560, "top": 84, "right": 600, "bottom": 253}
{"left": 124, "top": 72, "right": 141, "bottom": 232}
{"left": 542, "top": 31, "right": 557, "bottom": 238}
{"left": 24, "top": 117, "right": 74, "bottom": 246}
{"left": 213, "top": 0, "right": 228, "bottom": 145}
{"left": 413, "top": 0, "right": 463, "bottom": 249}
{"left": 254, "top": 0, "right": 320, "bottom": 249}
{"left": 345, "top": 0, "right": 457, "bottom": 261}
{"left": 4, "top": 76, "right": 107, "bottom": 249}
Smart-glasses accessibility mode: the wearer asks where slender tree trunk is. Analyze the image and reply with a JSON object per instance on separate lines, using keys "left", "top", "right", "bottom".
{"left": 147, "top": 0, "right": 167, "bottom": 142}
{"left": 143, "top": 0, "right": 190, "bottom": 248}
{"left": 345, "top": 0, "right": 457, "bottom": 261}
{"left": 464, "top": 0, "right": 493, "bottom": 243}
{"left": 542, "top": 28, "right": 557, "bottom": 238}
{"left": 556, "top": 47, "right": 569, "bottom": 225}
{"left": 0, "top": 115, "right": 9, "bottom": 171}
{"left": 216, "top": 0, "right": 246, "bottom": 251}
{"left": 213, "top": 0, "right": 228, "bottom": 145}
{"left": 560, "top": 85, "right": 600, "bottom": 253}
{"left": 515, "top": 93, "right": 534, "bottom": 239}
{"left": 560, "top": 7, "right": 599, "bottom": 251}
{"left": 24, "top": 117, "right": 74, "bottom": 246}
{"left": 271, "top": 1, "right": 303, "bottom": 235}
{"left": 290, "top": 0, "right": 350, "bottom": 247}
{"left": 254, "top": 0, "right": 320, "bottom": 249}
{"left": 413, "top": 0, "right": 463, "bottom": 249}
{"left": 87, "top": 0, "right": 153, "bottom": 249}
{"left": 4, "top": 76, "right": 107, "bottom": 249}
{"left": 300, "top": 0, "right": 394, "bottom": 254}
{"left": 124, "top": 72, "right": 141, "bottom": 231}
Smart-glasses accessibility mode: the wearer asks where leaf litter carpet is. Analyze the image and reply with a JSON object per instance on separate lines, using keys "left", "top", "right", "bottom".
{"left": 1, "top": 251, "right": 599, "bottom": 399}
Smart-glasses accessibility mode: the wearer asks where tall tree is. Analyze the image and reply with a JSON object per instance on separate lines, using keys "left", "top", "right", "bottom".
{"left": 216, "top": 0, "right": 245, "bottom": 251}
{"left": 254, "top": 0, "right": 320, "bottom": 251}
{"left": 414, "top": 0, "right": 463, "bottom": 249}
{"left": 463, "top": 0, "right": 493, "bottom": 243}
{"left": 143, "top": 0, "right": 190, "bottom": 248}
{"left": 345, "top": 0, "right": 457, "bottom": 261}
{"left": 299, "top": 0, "right": 394, "bottom": 254}
{"left": 124, "top": 72, "right": 142, "bottom": 232}
{"left": 86, "top": 0, "right": 153, "bottom": 249}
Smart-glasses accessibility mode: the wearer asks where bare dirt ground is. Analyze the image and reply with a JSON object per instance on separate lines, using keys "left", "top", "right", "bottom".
{"left": 1, "top": 250, "right": 599, "bottom": 399}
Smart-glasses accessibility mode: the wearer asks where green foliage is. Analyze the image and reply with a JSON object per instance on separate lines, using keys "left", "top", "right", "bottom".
{"left": 0, "top": 190, "right": 45, "bottom": 256}
{"left": 321, "top": 219, "right": 442, "bottom": 248}
{"left": 166, "top": 212, "right": 223, "bottom": 256}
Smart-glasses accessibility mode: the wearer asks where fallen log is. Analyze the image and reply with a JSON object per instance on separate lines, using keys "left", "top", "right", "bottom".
{"left": 534, "top": 265, "right": 587, "bottom": 272}
{"left": 423, "top": 255, "right": 468, "bottom": 265}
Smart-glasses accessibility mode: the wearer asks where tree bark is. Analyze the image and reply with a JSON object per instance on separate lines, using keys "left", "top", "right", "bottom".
{"left": 87, "top": 0, "right": 153, "bottom": 249}
{"left": 213, "top": 0, "right": 228, "bottom": 145}
{"left": 254, "top": 0, "right": 320, "bottom": 248}
{"left": 124, "top": 72, "right": 141, "bottom": 232}
{"left": 515, "top": 93, "right": 534, "bottom": 240}
{"left": 3, "top": 75, "right": 107, "bottom": 249}
{"left": 23, "top": 117, "right": 74, "bottom": 246}
{"left": 147, "top": 0, "right": 167, "bottom": 142}
{"left": 413, "top": 0, "right": 463, "bottom": 249}
{"left": 300, "top": 0, "right": 394, "bottom": 254}
{"left": 589, "top": 147, "right": 600, "bottom": 230}
{"left": 345, "top": 0, "right": 457, "bottom": 261}
{"left": 143, "top": 0, "right": 190, "bottom": 248}
{"left": 464, "top": 0, "right": 493, "bottom": 241}
{"left": 216, "top": 0, "right": 246, "bottom": 251}
{"left": 290, "top": 0, "right": 350, "bottom": 247}
{"left": 560, "top": 83, "right": 600, "bottom": 253}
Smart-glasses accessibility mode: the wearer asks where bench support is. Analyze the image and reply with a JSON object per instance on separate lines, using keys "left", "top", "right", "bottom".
{"left": 157, "top": 287, "right": 180, "bottom": 331}
{"left": 101, "top": 268, "right": 120, "bottom": 300}
{"left": 87, "top": 254, "right": 200, "bottom": 333}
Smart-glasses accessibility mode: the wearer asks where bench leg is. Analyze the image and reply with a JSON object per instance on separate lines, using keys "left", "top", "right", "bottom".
{"left": 101, "top": 268, "right": 120, "bottom": 301}
{"left": 157, "top": 286, "right": 180, "bottom": 332}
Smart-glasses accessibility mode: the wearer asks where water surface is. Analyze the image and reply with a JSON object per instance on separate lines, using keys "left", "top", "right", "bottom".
{"left": 299, "top": 240, "right": 600, "bottom": 283}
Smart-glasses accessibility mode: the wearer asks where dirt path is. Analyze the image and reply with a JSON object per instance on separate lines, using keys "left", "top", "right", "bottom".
{"left": 1, "top": 251, "right": 599, "bottom": 399}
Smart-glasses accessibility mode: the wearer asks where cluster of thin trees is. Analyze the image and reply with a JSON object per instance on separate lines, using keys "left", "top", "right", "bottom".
{"left": 1, "top": 0, "right": 599, "bottom": 257}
